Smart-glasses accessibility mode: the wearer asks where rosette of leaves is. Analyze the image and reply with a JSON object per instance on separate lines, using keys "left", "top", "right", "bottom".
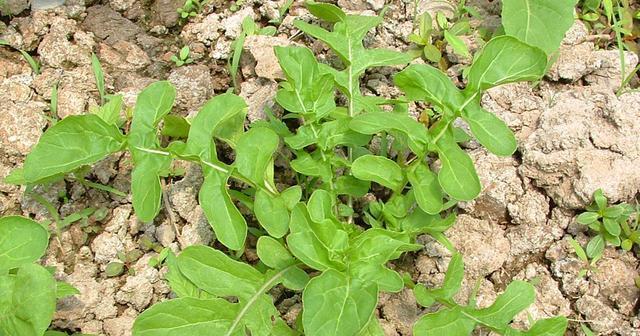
{"left": 0, "top": 216, "right": 79, "bottom": 336}
{"left": 412, "top": 253, "right": 568, "bottom": 335}
{"left": 576, "top": 189, "right": 639, "bottom": 259}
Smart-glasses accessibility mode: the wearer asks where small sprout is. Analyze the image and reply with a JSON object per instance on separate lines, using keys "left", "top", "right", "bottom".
{"left": 170, "top": 46, "right": 193, "bottom": 67}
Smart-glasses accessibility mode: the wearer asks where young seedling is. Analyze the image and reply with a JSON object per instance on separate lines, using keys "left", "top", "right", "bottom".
{"left": 229, "top": 16, "right": 277, "bottom": 91}
{"left": 568, "top": 237, "right": 601, "bottom": 277}
{"left": 177, "top": 0, "right": 207, "bottom": 21}
{"left": 170, "top": 46, "right": 194, "bottom": 67}
{"left": 576, "top": 189, "right": 639, "bottom": 259}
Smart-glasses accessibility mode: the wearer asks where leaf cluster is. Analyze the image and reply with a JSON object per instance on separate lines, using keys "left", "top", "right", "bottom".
{"left": 8, "top": 0, "right": 579, "bottom": 335}
{"left": 575, "top": 189, "right": 639, "bottom": 260}
{"left": 170, "top": 46, "right": 194, "bottom": 67}
{"left": 0, "top": 216, "right": 79, "bottom": 336}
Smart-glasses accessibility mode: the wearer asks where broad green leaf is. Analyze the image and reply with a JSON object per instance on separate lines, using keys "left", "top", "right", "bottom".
{"left": 467, "top": 36, "right": 547, "bottom": 91}
{"left": 257, "top": 237, "right": 309, "bottom": 290}
{"left": 287, "top": 204, "right": 344, "bottom": 271}
{"left": 586, "top": 235, "right": 604, "bottom": 259}
{"left": 349, "top": 112, "right": 429, "bottom": 154}
{"left": 275, "top": 46, "right": 335, "bottom": 119}
{"left": 351, "top": 155, "right": 404, "bottom": 191}
{"left": 593, "top": 189, "right": 607, "bottom": 210}
{"left": 132, "top": 297, "right": 237, "bottom": 335}
{"left": 350, "top": 263, "right": 404, "bottom": 292}
{"left": 317, "top": 119, "right": 371, "bottom": 150}
{"left": 177, "top": 246, "right": 263, "bottom": 299}
{"left": 290, "top": 151, "right": 332, "bottom": 182}
{"left": 504, "top": 317, "right": 568, "bottom": 336}
{"left": 94, "top": 94, "right": 123, "bottom": 125}
{"left": 199, "top": 170, "right": 247, "bottom": 251}
{"left": 306, "top": 0, "right": 345, "bottom": 22}
{"left": 402, "top": 209, "right": 456, "bottom": 235}
{"left": 254, "top": 190, "right": 290, "bottom": 238}
{"left": 0, "top": 216, "right": 49, "bottom": 272}
{"left": 280, "top": 185, "right": 302, "bottom": 210}
{"left": 183, "top": 93, "right": 247, "bottom": 162}
{"left": 444, "top": 30, "right": 470, "bottom": 58}
{"left": 302, "top": 270, "right": 378, "bottom": 336}
{"left": 307, "top": 189, "right": 335, "bottom": 223}
{"left": 284, "top": 125, "right": 317, "bottom": 149}
{"left": 0, "top": 264, "right": 57, "bottom": 336}
{"left": 603, "top": 217, "right": 621, "bottom": 236}
{"left": 347, "top": 229, "right": 420, "bottom": 265}
{"left": 128, "top": 81, "right": 176, "bottom": 222}
{"left": 55, "top": 281, "right": 80, "bottom": 299}
{"left": 414, "top": 253, "right": 464, "bottom": 307}
{"left": 461, "top": 103, "right": 517, "bottom": 156}
{"left": 466, "top": 280, "right": 535, "bottom": 329}
{"left": 502, "top": 0, "right": 576, "bottom": 55}
{"left": 408, "top": 163, "right": 443, "bottom": 215}
{"left": 335, "top": 175, "right": 370, "bottom": 197}
{"left": 603, "top": 205, "right": 624, "bottom": 218}
{"left": 576, "top": 211, "right": 599, "bottom": 225}
{"left": 164, "top": 252, "right": 207, "bottom": 299}
{"left": 435, "top": 128, "right": 481, "bottom": 201}
{"left": 257, "top": 236, "right": 296, "bottom": 269}
{"left": 235, "top": 127, "right": 279, "bottom": 189}
{"left": 23, "top": 114, "right": 125, "bottom": 182}
{"left": 394, "top": 64, "right": 466, "bottom": 113}
{"left": 161, "top": 115, "right": 190, "bottom": 138}
{"left": 413, "top": 307, "right": 476, "bottom": 336}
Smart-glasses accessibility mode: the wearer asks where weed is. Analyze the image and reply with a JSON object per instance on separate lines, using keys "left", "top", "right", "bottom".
{"left": 568, "top": 237, "right": 601, "bottom": 277}
{"left": 229, "top": 16, "right": 277, "bottom": 91}
{"left": 576, "top": 189, "right": 639, "bottom": 259}
{"left": 0, "top": 39, "right": 41, "bottom": 74}
{"left": 177, "top": 0, "right": 207, "bottom": 21}
{"left": 170, "top": 46, "right": 194, "bottom": 67}
{"left": 8, "top": 0, "right": 576, "bottom": 335}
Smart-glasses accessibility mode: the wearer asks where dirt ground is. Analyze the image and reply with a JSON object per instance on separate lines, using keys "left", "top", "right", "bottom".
{"left": 0, "top": 0, "right": 639, "bottom": 335}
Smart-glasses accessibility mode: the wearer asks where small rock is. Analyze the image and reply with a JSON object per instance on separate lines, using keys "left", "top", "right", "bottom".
{"left": 244, "top": 35, "right": 293, "bottom": 80}
{"left": 151, "top": 0, "right": 183, "bottom": 28}
{"left": 181, "top": 13, "right": 221, "bottom": 45}
{"left": 576, "top": 295, "right": 626, "bottom": 334}
{"left": 379, "top": 289, "right": 418, "bottom": 335}
{"left": 1, "top": 0, "right": 29, "bottom": 16}
{"left": 83, "top": 5, "right": 143, "bottom": 44}
{"left": 155, "top": 221, "right": 176, "bottom": 246}
{"left": 0, "top": 100, "right": 47, "bottom": 156}
{"left": 98, "top": 41, "right": 151, "bottom": 71}
{"left": 222, "top": 7, "right": 256, "bottom": 39}
{"left": 240, "top": 77, "right": 279, "bottom": 122}
{"left": 91, "top": 232, "right": 125, "bottom": 264}
{"left": 102, "top": 308, "right": 136, "bottom": 336}
{"left": 168, "top": 64, "right": 213, "bottom": 113}
{"left": 115, "top": 275, "right": 154, "bottom": 311}
{"left": 37, "top": 17, "right": 95, "bottom": 67}
{"left": 590, "top": 254, "right": 640, "bottom": 316}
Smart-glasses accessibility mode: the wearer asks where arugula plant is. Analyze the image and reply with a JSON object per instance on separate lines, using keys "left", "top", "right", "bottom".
{"left": 0, "top": 215, "right": 79, "bottom": 336}
{"left": 576, "top": 189, "right": 639, "bottom": 259}
{"left": 12, "top": 0, "right": 576, "bottom": 335}
{"left": 411, "top": 253, "right": 568, "bottom": 336}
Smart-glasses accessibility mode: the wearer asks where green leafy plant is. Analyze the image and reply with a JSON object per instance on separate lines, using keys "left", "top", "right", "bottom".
{"left": 576, "top": 189, "right": 639, "bottom": 259}
{"left": 411, "top": 253, "right": 568, "bottom": 335}
{"left": 567, "top": 237, "right": 601, "bottom": 277}
{"left": 171, "top": 46, "right": 194, "bottom": 67}
{"left": 9, "top": 0, "right": 576, "bottom": 335}
{"left": 577, "top": 0, "right": 640, "bottom": 94}
{"left": 0, "top": 216, "right": 79, "bottom": 335}
{"left": 408, "top": 0, "right": 486, "bottom": 65}
{"left": 177, "top": 0, "right": 207, "bottom": 21}
{"left": 229, "top": 16, "right": 278, "bottom": 91}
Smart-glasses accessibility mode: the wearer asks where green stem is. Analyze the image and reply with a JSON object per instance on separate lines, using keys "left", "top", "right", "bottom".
{"left": 225, "top": 264, "right": 300, "bottom": 336}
